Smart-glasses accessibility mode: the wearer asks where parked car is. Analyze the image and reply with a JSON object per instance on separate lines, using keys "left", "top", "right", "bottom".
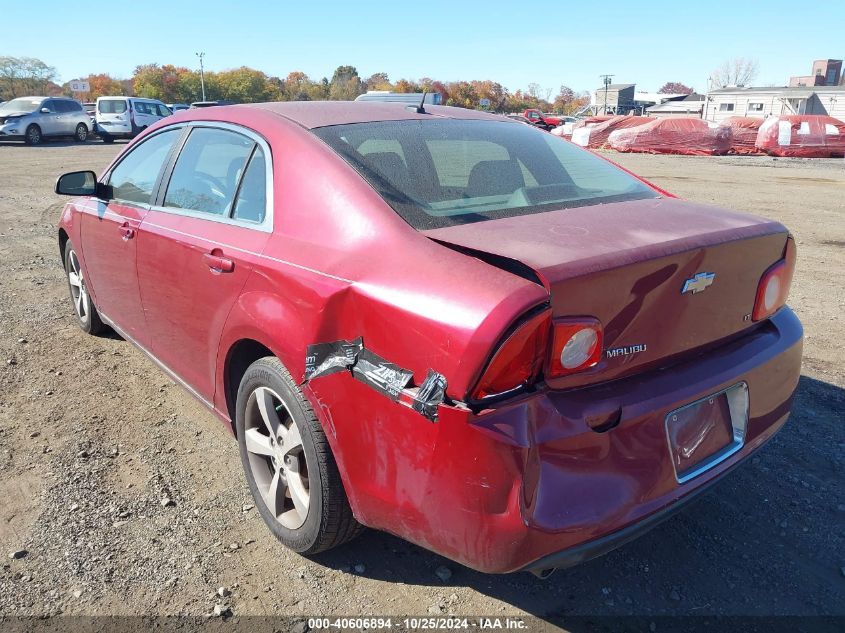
{"left": 82, "top": 101, "right": 97, "bottom": 124}
{"left": 167, "top": 103, "right": 190, "bottom": 112}
{"left": 190, "top": 100, "right": 235, "bottom": 108}
{"left": 523, "top": 108, "right": 565, "bottom": 127}
{"left": 506, "top": 113, "right": 552, "bottom": 131}
{"left": 95, "top": 96, "right": 172, "bottom": 143}
{"left": 0, "top": 96, "right": 90, "bottom": 144}
{"left": 54, "top": 102, "right": 802, "bottom": 576}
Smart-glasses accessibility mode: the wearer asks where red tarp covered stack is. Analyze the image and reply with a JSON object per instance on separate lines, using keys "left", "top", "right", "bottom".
{"left": 608, "top": 117, "right": 733, "bottom": 155}
{"left": 722, "top": 117, "right": 764, "bottom": 155}
{"left": 568, "top": 115, "right": 614, "bottom": 136}
{"left": 570, "top": 116, "right": 652, "bottom": 149}
{"left": 755, "top": 115, "right": 845, "bottom": 158}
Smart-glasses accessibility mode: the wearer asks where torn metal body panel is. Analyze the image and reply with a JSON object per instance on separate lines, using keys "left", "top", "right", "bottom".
{"left": 305, "top": 337, "right": 363, "bottom": 380}
{"left": 304, "top": 338, "right": 446, "bottom": 421}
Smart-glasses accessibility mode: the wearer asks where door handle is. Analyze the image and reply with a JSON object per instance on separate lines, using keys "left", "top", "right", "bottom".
{"left": 119, "top": 222, "right": 135, "bottom": 240}
{"left": 203, "top": 251, "right": 235, "bottom": 273}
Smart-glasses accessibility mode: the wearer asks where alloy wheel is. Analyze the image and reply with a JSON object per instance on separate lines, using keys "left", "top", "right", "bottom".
{"left": 66, "top": 249, "right": 89, "bottom": 321}
{"left": 76, "top": 125, "right": 87, "bottom": 141}
{"left": 243, "top": 386, "right": 310, "bottom": 529}
{"left": 26, "top": 126, "right": 41, "bottom": 144}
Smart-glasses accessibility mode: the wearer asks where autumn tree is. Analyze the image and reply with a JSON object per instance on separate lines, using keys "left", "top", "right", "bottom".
{"left": 281, "top": 71, "right": 313, "bottom": 100}
{"left": 551, "top": 85, "right": 577, "bottom": 113}
{"left": 365, "top": 72, "right": 392, "bottom": 91}
{"left": 393, "top": 78, "right": 421, "bottom": 93}
{"left": 69, "top": 73, "right": 125, "bottom": 100}
{"left": 419, "top": 77, "right": 449, "bottom": 104}
{"left": 446, "top": 81, "right": 479, "bottom": 109}
{"left": 132, "top": 64, "right": 194, "bottom": 102}
{"left": 710, "top": 58, "right": 759, "bottom": 88}
{"left": 658, "top": 81, "right": 693, "bottom": 95}
{"left": 215, "top": 67, "right": 281, "bottom": 103}
{"left": 0, "top": 56, "right": 58, "bottom": 100}
{"left": 329, "top": 65, "right": 363, "bottom": 100}
{"left": 471, "top": 80, "right": 506, "bottom": 110}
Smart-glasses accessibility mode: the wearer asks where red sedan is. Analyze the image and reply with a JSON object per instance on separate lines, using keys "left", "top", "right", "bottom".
{"left": 54, "top": 102, "right": 802, "bottom": 576}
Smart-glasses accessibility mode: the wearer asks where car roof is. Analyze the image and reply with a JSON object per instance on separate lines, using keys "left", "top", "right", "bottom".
{"left": 234, "top": 101, "right": 512, "bottom": 130}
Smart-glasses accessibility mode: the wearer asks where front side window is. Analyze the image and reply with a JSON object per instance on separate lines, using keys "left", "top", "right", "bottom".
{"left": 108, "top": 128, "right": 181, "bottom": 204}
{"left": 40, "top": 100, "right": 56, "bottom": 113}
{"left": 314, "top": 119, "right": 657, "bottom": 230}
{"left": 163, "top": 127, "right": 254, "bottom": 216}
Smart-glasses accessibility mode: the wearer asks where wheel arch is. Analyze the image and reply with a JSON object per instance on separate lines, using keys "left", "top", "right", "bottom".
{"left": 58, "top": 228, "right": 69, "bottom": 262}
{"left": 222, "top": 337, "right": 275, "bottom": 427}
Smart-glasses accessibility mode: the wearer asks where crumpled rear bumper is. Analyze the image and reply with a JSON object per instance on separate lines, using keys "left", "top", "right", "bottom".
{"left": 310, "top": 308, "right": 802, "bottom": 574}
{"left": 468, "top": 307, "right": 802, "bottom": 573}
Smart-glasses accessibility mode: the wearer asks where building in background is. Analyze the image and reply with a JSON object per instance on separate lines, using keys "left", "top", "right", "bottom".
{"left": 703, "top": 85, "right": 845, "bottom": 122}
{"left": 591, "top": 83, "right": 636, "bottom": 115}
{"left": 645, "top": 93, "right": 706, "bottom": 118}
{"left": 789, "top": 59, "right": 842, "bottom": 87}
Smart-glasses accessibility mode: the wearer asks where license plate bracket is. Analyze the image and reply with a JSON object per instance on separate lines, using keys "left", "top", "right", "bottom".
{"left": 666, "top": 382, "right": 749, "bottom": 484}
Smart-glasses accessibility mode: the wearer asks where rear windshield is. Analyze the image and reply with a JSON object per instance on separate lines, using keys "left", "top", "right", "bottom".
{"left": 313, "top": 119, "right": 658, "bottom": 229}
{"left": 98, "top": 99, "right": 127, "bottom": 114}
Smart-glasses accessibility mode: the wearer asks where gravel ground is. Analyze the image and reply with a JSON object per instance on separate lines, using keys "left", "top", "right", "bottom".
{"left": 0, "top": 140, "right": 843, "bottom": 628}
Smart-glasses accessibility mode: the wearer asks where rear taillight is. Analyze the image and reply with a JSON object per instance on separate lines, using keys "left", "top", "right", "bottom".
{"left": 471, "top": 309, "right": 551, "bottom": 401}
{"left": 752, "top": 238, "right": 796, "bottom": 322}
{"left": 548, "top": 318, "right": 603, "bottom": 378}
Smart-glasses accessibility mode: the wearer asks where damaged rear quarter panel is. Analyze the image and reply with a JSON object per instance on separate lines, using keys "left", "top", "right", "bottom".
{"left": 215, "top": 120, "right": 549, "bottom": 538}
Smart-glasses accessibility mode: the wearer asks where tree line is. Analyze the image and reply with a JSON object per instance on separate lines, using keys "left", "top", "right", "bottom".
{"left": 5, "top": 54, "right": 754, "bottom": 113}
{"left": 0, "top": 56, "right": 592, "bottom": 114}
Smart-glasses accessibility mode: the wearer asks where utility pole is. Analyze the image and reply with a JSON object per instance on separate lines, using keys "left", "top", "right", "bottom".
{"left": 196, "top": 52, "right": 206, "bottom": 102}
{"left": 599, "top": 74, "right": 614, "bottom": 115}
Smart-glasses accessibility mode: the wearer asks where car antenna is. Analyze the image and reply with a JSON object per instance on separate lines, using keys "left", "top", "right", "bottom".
{"left": 408, "top": 90, "right": 428, "bottom": 114}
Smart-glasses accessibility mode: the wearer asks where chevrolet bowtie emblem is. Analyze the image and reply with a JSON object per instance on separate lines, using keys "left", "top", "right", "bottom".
{"left": 681, "top": 272, "right": 715, "bottom": 295}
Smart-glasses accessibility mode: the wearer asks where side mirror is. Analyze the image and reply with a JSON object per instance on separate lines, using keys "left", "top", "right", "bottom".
{"left": 55, "top": 171, "right": 98, "bottom": 196}
{"left": 40, "top": 107, "right": 51, "bottom": 114}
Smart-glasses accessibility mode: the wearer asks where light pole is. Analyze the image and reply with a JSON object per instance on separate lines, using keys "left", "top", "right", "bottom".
{"left": 196, "top": 52, "right": 206, "bottom": 102}
{"left": 599, "top": 74, "right": 613, "bottom": 115}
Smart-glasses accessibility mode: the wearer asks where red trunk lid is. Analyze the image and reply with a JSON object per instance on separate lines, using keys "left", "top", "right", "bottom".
{"left": 424, "top": 198, "right": 789, "bottom": 389}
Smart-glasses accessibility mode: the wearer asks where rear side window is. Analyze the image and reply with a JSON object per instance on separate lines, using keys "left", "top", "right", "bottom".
{"left": 232, "top": 148, "right": 267, "bottom": 223}
{"left": 55, "top": 100, "right": 76, "bottom": 113}
{"left": 99, "top": 100, "right": 127, "bottom": 114}
{"left": 314, "top": 119, "right": 657, "bottom": 229}
{"left": 163, "top": 127, "right": 254, "bottom": 216}
{"left": 108, "top": 129, "right": 181, "bottom": 204}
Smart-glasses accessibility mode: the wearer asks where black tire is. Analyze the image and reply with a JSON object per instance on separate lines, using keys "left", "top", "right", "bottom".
{"left": 99, "top": 133, "right": 115, "bottom": 144}
{"left": 74, "top": 123, "right": 88, "bottom": 142}
{"left": 63, "top": 240, "right": 106, "bottom": 335}
{"left": 24, "top": 124, "right": 42, "bottom": 145}
{"left": 236, "top": 357, "right": 363, "bottom": 554}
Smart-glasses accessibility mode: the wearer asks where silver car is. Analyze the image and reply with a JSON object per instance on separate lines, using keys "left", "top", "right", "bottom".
{"left": 0, "top": 96, "right": 91, "bottom": 144}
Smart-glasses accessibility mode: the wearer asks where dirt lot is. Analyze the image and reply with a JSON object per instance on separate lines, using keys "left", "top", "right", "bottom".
{"left": 0, "top": 140, "right": 843, "bottom": 628}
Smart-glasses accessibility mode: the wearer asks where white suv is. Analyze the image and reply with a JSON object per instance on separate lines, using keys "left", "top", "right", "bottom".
{"left": 95, "top": 97, "right": 172, "bottom": 143}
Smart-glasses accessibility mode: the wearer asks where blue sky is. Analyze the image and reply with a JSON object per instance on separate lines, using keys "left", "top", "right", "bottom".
{"left": 6, "top": 0, "right": 844, "bottom": 94}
